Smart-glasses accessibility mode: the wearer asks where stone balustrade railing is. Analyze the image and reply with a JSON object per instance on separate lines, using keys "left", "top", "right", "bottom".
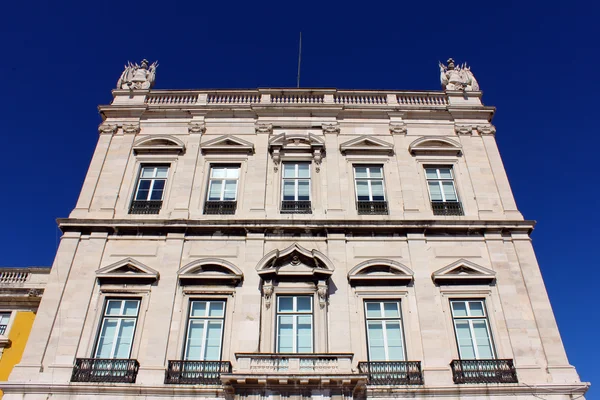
{"left": 0, "top": 271, "right": 30, "bottom": 284}
{"left": 234, "top": 353, "right": 354, "bottom": 374}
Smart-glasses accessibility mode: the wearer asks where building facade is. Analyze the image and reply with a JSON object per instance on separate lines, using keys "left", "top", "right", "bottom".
{"left": 0, "top": 60, "right": 589, "bottom": 400}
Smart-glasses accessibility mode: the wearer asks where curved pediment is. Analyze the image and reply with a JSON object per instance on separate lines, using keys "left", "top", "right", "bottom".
{"left": 256, "top": 243, "right": 334, "bottom": 280}
{"left": 409, "top": 136, "right": 462, "bottom": 156}
{"left": 340, "top": 136, "right": 394, "bottom": 155}
{"left": 133, "top": 135, "right": 185, "bottom": 155}
{"left": 200, "top": 135, "right": 254, "bottom": 154}
{"left": 432, "top": 259, "right": 495, "bottom": 285}
{"left": 269, "top": 132, "right": 325, "bottom": 149}
{"left": 348, "top": 259, "right": 413, "bottom": 286}
{"left": 178, "top": 258, "right": 243, "bottom": 285}
{"left": 96, "top": 258, "right": 159, "bottom": 284}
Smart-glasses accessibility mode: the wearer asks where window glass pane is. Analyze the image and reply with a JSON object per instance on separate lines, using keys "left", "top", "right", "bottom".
{"left": 385, "top": 321, "right": 405, "bottom": 361}
{"left": 371, "top": 181, "right": 385, "bottom": 201}
{"left": 156, "top": 167, "right": 169, "bottom": 178}
{"left": 223, "top": 181, "right": 238, "bottom": 200}
{"left": 185, "top": 320, "right": 204, "bottom": 360}
{"left": 428, "top": 182, "right": 443, "bottom": 201}
{"left": 442, "top": 182, "right": 457, "bottom": 201}
{"left": 297, "top": 164, "right": 310, "bottom": 178}
{"left": 208, "top": 181, "right": 223, "bottom": 201}
{"left": 451, "top": 301, "right": 468, "bottom": 317}
{"left": 211, "top": 167, "right": 226, "bottom": 178}
{"left": 123, "top": 300, "right": 139, "bottom": 316}
{"left": 0, "top": 314, "right": 10, "bottom": 325}
{"left": 455, "top": 321, "right": 476, "bottom": 359}
{"left": 226, "top": 167, "right": 239, "bottom": 179}
{"left": 208, "top": 301, "right": 225, "bottom": 317}
{"left": 96, "top": 319, "right": 118, "bottom": 357}
{"left": 383, "top": 302, "right": 400, "bottom": 318}
{"left": 150, "top": 180, "right": 165, "bottom": 200}
{"left": 369, "top": 166, "right": 383, "bottom": 178}
{"left": 468, "top": 301, "right": 485, "bottom": 317}
{"left": 425, "top": 168, "right": 438, "bottom": 179}
{"left": 114, "top": 319, "right": 135, "bottom": 358}
{"left": 106, "top": 300, "right": 123, "bottom": 316}
{"left": 297, "top": 315, "right": 312, "bottom": 352}
{"left": 191, "top": 301, "right": 208, "bottom": 317}
{"left": 277, "top": 316, "right": 294, "bottom": 352}
{"left": 278, "top": 297, "right": 294, "bottom": 312}
{"left": 439, "top": 168, "right": 452, "bottom": 179}
{"left": 367, "top": 321, "right": 385, "bottom": 361}
{"left": 297, "top": 297, "right": 312, "bottom": 312}
{"left": 354, "top": 167, "right": 368, "bottom": 178}
{"left": 365, "top": 302, "right": 382, "bottom": 318}
{"left": 135, "top": 180, "right": 151, "bottom": 200}
{"left": 297, "top": 181, "right": 310, "bottom": 201}
{"left": 473, "top": 321, "right": 493, "bottom": 359}
{"left": 356, "top": 181, "right": 370, "bottom": 201}
{"left": 204, "top": 321, "right": 223, "bottom": 360}
{"left": 283, "top": 164, "right": 296, "bottom": 178}
{"left": 141, "top": 168, "right": 155, "bottom": 178}
{"left": 283, "top": 181, "right": 296, "bottom": 200}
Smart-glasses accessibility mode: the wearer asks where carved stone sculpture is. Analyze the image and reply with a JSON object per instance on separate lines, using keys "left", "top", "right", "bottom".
{"left": 98, "top": 123, "right": 117, "bottom": 135}
{"left": 117, "top": 59, "right": 158, "bottom": 90}
{"left": 188, "top": 121, "right": 206, "bottom": 134}
{"left": 439, "top": 58, "right": 479, "bottom": 91}
{"left": 390, "top": 123, "right": 407, "bottom": 135}
{"left": 262, "top": 281, "right": 274, "bottom": 309}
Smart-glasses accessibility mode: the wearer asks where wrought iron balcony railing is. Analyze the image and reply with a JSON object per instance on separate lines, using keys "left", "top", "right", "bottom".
{"left": 70, "top": 358, "right": 140, "bottom": 383}
{"left": 357, "top": 201, "right": 389, "bottom": 215}
{"left": 129, "top": 200, "right": 163, "bottom": 214}
{"left": 0, "top": 324, "right": 6, "bottom": 335}
{"left": 204, "top": 201, "right": 237, "bottom": 215}
{"left": 431, "top": 201, "right": 464, "bottom": 216}
{"left": 165, "top": 360, "right": 231, "bottom": 385}
{"left": 358, "top": 361, "right": 423, "bottom": 385}
{"left": 280, "top": 200, "right": 312, "bottom": 214}
{"left": 450, "top": 359, "right": 518, "bottom": 384}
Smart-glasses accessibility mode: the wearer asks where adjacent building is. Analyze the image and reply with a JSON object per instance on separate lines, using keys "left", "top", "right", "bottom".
{"left": 0, "top": 60, "right": 589, "bottom": 400}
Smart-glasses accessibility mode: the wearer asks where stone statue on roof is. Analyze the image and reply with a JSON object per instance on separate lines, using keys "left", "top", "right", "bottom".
{"left": 439, "top": 58, "right": 479, "bottom": 91}
{"left": 117, "top": 59, "right": 158, "bottom": 90}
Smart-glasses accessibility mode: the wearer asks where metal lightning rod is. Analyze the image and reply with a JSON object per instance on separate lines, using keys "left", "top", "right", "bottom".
{"left": 297, "top": 32, "right": 302, "bottom": 88}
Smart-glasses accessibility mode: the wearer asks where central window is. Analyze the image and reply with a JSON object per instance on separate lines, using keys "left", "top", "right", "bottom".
{"left": 425, "top": 166, "right": 464, "bottom": 216}
{"left": 281, "top": 163, "right": 311, "bottom": 214}
{"left": 354, "top": 165, "right": 388, "bottom": 215}
{"left": 365, "top": 301, "right": 406, "bottom": 361}
{"left": 184, "top": 300, "right": 225, "bottom": 361}
{"left": 130, "top": 165, "right": 169, "bottom": 214}
{"left": 276, "top": 295, "right": 313, "bottom": 353}
{"left": 94, "top": 299, "right": 140, "bottom": 358}
{"left": 451, "top": 300, "right": 495, "bottom": 359}
{"left": 204, "top": 165, "right": 240, "bottom": 215}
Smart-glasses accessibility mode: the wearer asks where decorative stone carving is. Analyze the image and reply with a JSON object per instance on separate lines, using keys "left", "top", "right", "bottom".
{"left": 389, "top": 123, "right": 407, "bottom": 135}
{"left": 262, "top": 280, "right": 274, "bottom": 309}
{"left": 439, "top": 58, "right": 480, "bottom": 91}
{"left": 272, "top": 148, "right": 281, "bottom": 172}
{"left": 454, "top": 124, "right": 473, "bottom": 135}
{"left": 268, "top": 132, "right": 325, "bottom": 172}
{"left": 322, "top": 123, "right": 340, "bottom": 134}
{"left": 188, "top": 121, "right": 206, "bottom": 134}
{"left": 476, "top": 124, "right": 496, "bottom": 135}
{"left": 27, "top": 288, "right": 42, "bottom": 297}
{"left": 98, "top": 123, "right": 117, "bottom": 135}
{"left": 117, "top": 59, "right": 158, "bottom": 90}
{"left": 122, "top": 123, "right": 141, "bottom": 134}
{"left": 255, "top": 123, "right": 273, "bottom": 134}
{"left": 317, "top": 281, "right": 328, "bottom": 309}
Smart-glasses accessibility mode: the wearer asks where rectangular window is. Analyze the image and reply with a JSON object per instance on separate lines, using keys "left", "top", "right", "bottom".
{"left": 364, "top": 301, "right": 405, "bottom": 361}
{"left": 0, "top": 312, "right": 10, "bottom": 335}
{"left": 425, "top": 166, "right": 463, "bottom": 216}
{"left": 94, "top": 299, "right": 140, "bottom": 359}
{"left": 276, "top": 295, "right": 313, "bottom": 353}
{"left": 130, "top": 165, "right": 169, "bottom": 214}
{"left": 451, "top": 300, "right": 495, "bottom": 359}
{"left": 354, "top": 165, "right": 388, "bottom": 215}
{"left": 184, "top": 300, "right": 225, "bottom": 361}
{"left": 281, "top": 163, "right": 311, "bottom": 213}
{"left": 204, "top": 165, "right": 240, "bottom": 215}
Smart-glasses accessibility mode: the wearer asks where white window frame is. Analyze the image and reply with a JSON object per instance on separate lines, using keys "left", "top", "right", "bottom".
{"left": 183, "top": 300, "right": 226, "bottom": 361}
{"left": 0, "top": 312, "right": 11, "bottom": 336}
{"left": 353, "top": 165, "right": 386, "bottom": 202}
{"left": 276, "top": 295, "right": 313, "bottom": 353}
{"left": 364, "top": 300, "right": 406, "bottom": 361}
{"left": 206, "top": 165, "right": 240, "bottom": 202}
{"left": 94, "top": 299, "right": 141, "bottom": 359}
{"left": 281, "top": 163, "right": 311, "bottom": 202}
{"left": 425, "top": 166, "right": 459, "bottom": 203}
{"left": 133, "top": 165, "right": 169, "bottom": 202}
{"left": 450, "top": 299, "right": 496, "bottom": 360}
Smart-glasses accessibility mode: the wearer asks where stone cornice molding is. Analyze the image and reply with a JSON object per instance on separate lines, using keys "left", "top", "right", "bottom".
{"left": 132, "top": 135, "right": 185, "bottom": 155}
{"left": 177, "top": 258, "right": 243, "bottom": 285}
{"left": 96, "top": 257, "right": 159, "bottom": 284}
{"left": 348, "top": 259, "right": 413, "bottom": 286}
{"left": 409, "top": 136, "right": 462, "bottom": 156}
{"left": 432, "top": 258, "right": 496, "bottom": 285}
{"left": 340, "top": 135, "right": 394, "bottom": 156}
{"left": 200, "top": 135, "right": 255, "bottom": 154}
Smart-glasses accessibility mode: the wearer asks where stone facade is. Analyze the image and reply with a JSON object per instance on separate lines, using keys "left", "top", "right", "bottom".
{"left": 0, "top": 80, "right": 588, "bottom": 400}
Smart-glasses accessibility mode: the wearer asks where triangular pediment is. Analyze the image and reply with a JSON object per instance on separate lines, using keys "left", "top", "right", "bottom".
{"left": 256, "top": 243, "right": 334, "bottom": 280}
{"left": 178, "top": 258, "right": 243, "bottom": 286}
{"left": 340, "top": 136, "right": 394, "bottom": 155}
{"left": 133, "top": 135, "right": 185, "bottom": 155}
{"left": 348, "top": 259, "right": 413, "bottom": 286}
{"left": 409, "top": 136, "right": 462, "bottom": 156}
{"left": 200, "top": 135, "right": 254, "bottom": 154}
{"left": 432, "top": 259, "right": 495, "bottom": 285}
{"left": 96, "top": 258, "right": 159, "bottom": 283}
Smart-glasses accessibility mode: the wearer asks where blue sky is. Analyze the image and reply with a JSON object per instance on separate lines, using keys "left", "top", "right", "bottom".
{"left": 1, "top": 0, "right": 597, "bottom": 395}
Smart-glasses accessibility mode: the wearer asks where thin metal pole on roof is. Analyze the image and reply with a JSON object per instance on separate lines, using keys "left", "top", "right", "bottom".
{"left": 297, "top": 32, "right": 302, "bottom": 88}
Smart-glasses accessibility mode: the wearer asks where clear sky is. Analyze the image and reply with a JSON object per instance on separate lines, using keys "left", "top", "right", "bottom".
{"left": 1, "top": 0, "right": 597, "bottom": 396}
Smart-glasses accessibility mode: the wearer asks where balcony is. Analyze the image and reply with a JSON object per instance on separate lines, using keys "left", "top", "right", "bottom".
{"left": 165, "top": 360, "right": 231, "bottom": 385}
{"left": 280, "top": 200, "right": 312, "bottom": 214}
{"left": 129, "top": 200, "right": 162, "bottom": 214}
{"left": 431, "top": 201, "right": 464, "bottom": 216}
{"left": 70, "top": 358, "right": 140, "bottom": 383}
{"left": 358, "top": 361, "right": 423, "bottom": 385}
{"left": 357, "top": 201, "right": 389, "bottom": 215}
{"left": 450, "top": 359, "right": 518, "bottom": 384}
{"left": 204, "top": 201, "right": 237, "bottom": 215}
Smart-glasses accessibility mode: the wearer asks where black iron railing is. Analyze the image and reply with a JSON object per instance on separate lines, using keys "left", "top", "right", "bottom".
{"left": 71, "top": 358, "right": 140, "bottom": 383}
{"left": 357, "top": 201, "right": 389, "bottom": 215}
{"left": 431, "top": 201, "right": 464, "bottom": 216}
{"left": 451, "top": 359, "right": 518, "bottom": 384}
{"left": 358, "top": 361, "right": 423, "bottom": 385}
{"left": 204, "top": 201, "right": 237, "bottom": 215}
{"left": 0, "top": 325, "right": 6, "bottom": 335}
{"left": 280, "top": 200, "right": 312, "bottom": 214}
{"left": 129, "top": 200, "right": 163, "bottom": 214}
{"left": 165, "top": 360, "right": 231, "bottom": 385}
